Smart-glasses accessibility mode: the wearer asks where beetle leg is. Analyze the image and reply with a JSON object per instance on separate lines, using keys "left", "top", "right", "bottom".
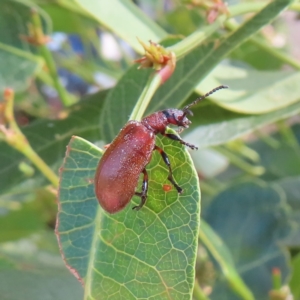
{"left": 154, "top": 145, "right": 183, "bottom": 194}
{"left": 132, "top": 168, "right": 148, "bottom": 211}
{"left": 163, "top": 133, "right": 198, "bottom": 150}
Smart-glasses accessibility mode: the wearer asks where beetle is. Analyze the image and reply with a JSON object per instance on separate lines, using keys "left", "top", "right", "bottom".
{"left": 94, "top": 85, "right": 228, "bottom": 213}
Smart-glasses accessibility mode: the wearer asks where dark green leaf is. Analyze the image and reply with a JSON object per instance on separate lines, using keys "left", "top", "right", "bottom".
{"left": 183, "top": 98, "right": 300, "bottom": 149}
{"left": 203, "top": 181, "right": 292, "bottom": 300}
{"left": 0, "top": 201, "right": 46, "bottom": 243}
{"left": 0, "top": 43, "right": 42, "bottom": 93}
{"left": 274, "top": 176, "right": 300, "bottom": 248}
{"left": 199, "top": 220, "right": 254, "bottom": 300}
{"left": 276, "top": 176, "right": 300, "bottom": 210}
{"left": 251, "top": 130, "right": 300, "bottom": 180}
{"left": 100, "top": 67, "right": 152, "bottom": 142}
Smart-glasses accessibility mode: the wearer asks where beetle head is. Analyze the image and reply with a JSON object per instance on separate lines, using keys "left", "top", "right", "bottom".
{"left": 161, "top": 85, "right": 228, "bottom": 133}
{"left": 163, "top": 108, "right": 192, "bottom": 129}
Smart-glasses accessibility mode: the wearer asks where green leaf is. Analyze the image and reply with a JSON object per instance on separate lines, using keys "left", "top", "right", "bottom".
{"left": 0, "top": 0, "right": 46, "bottom": 49}
{"left": 147, "top": 0, "right": 293, "bottom": 112}
{"left": 0, "top": 90, "right": 107, "bottom": 194}
{"left": 229, "top": 40, "right": 284, "bottom": 70}
{"left": 204, "top": 181, "right": 292, "bottom": 300}
{"left": 72, "top": 0, "right": 167, "bottom": 53}
{"left": 259, "top": 144, "right": 300, "bottom": 179}
{"left": 198, "top": 64, "right": 300, "bottom": 114}
{"left": 57, "top": 135, "right": 200, "bottom": 299}
{"left": 250, "top": 126, "right": 300, "bottom": 180}
{"left": 290, "top": 253, "right": 300, "bottom": 299}
{"left": 0, "top": 201, "right": 46, "bottom": 243}
{"left": 183, "top": 98, "right": 300, "bottom": 149}
{"left": 99, "top": 0, "right": 293, "bottom": 143}
{"left": 100, "top": 67, "right": 152, "bottom": 142}
{"left": 0, "top": 43, "right": 43, "bottom": 93}
{"left": 273, "top": 176, "right": 300, "bottom": 248}
{"left": 40, "top": 3, "right": 97, "bottom": 33}
{"left": 276, "top": 176, "right": 300, "bottom": 210}
{"left": 0, "top": 0, "right": 47, "bottom": 92}
{"left": 199, "top": 220, "right": 254, "bottom": 300}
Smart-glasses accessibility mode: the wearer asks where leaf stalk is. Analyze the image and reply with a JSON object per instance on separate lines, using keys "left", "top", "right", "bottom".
{"left": 0, "top": 89, "right": 59, "bottom": 187}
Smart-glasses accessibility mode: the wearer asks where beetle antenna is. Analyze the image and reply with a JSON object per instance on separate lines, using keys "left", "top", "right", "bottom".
{"left": 183, "top": 85, "right": 228, "bottom": 112}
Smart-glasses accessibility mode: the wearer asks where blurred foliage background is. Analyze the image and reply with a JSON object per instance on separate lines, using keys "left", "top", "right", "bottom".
{"left": 0, "top": 0, "right": 300, "bottom": 299}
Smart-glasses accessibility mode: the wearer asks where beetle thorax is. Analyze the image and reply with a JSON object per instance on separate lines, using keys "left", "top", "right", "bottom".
{"left": 141, "top": 111, "right": 169, "bottom": 134}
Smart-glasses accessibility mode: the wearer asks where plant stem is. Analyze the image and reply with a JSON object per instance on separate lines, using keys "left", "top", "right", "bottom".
{"left": 199, "top": 221, "right": 254, "bottom": 300}
{"left": 254, "top": 130, "right": 280, "bottom": 149}
{"left": 22, "top": 143, "right": 59, "bottom": 187}
{"left": 30, "top": 9, "right": 75, "bottom": 107}
{"left": 132, "top": 17, "right": 225, "bottom": 120}
{"left": 215, "top": 146, "right": 265, "bottom": 176}
{"left": 129, "top": 73, "right": 162, "bottom": 121}
{"left": 1, "top": 89, "right": 59, "bottom": 187}
{"left": 272, "top": 268, "right": 282, "bottom": 291}
{"left": 226, "top": 141, "right": 260, "bottom": 163}
{"left": 39, "top": 45, "right": 75, "bottom": 106}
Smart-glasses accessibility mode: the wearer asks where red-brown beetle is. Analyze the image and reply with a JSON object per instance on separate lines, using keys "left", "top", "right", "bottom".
{"left": 94, "top": 85, "right": 228, "bottom": 213}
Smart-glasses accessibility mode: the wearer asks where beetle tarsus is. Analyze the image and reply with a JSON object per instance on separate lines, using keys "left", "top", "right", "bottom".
{"left": 185, "top": 143, "right": 198, "bottom": 150}
{"left": 172, "top": 180, "right": 183, "bottom": 194}
{"left": 133, "top": 194, "right": 147, "bottom": 211}
{"left": 163, "top": 133, "right": 198, "bottom": 150}
{"left": 132, "top": 205, "right": 141, "bottom": 211}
